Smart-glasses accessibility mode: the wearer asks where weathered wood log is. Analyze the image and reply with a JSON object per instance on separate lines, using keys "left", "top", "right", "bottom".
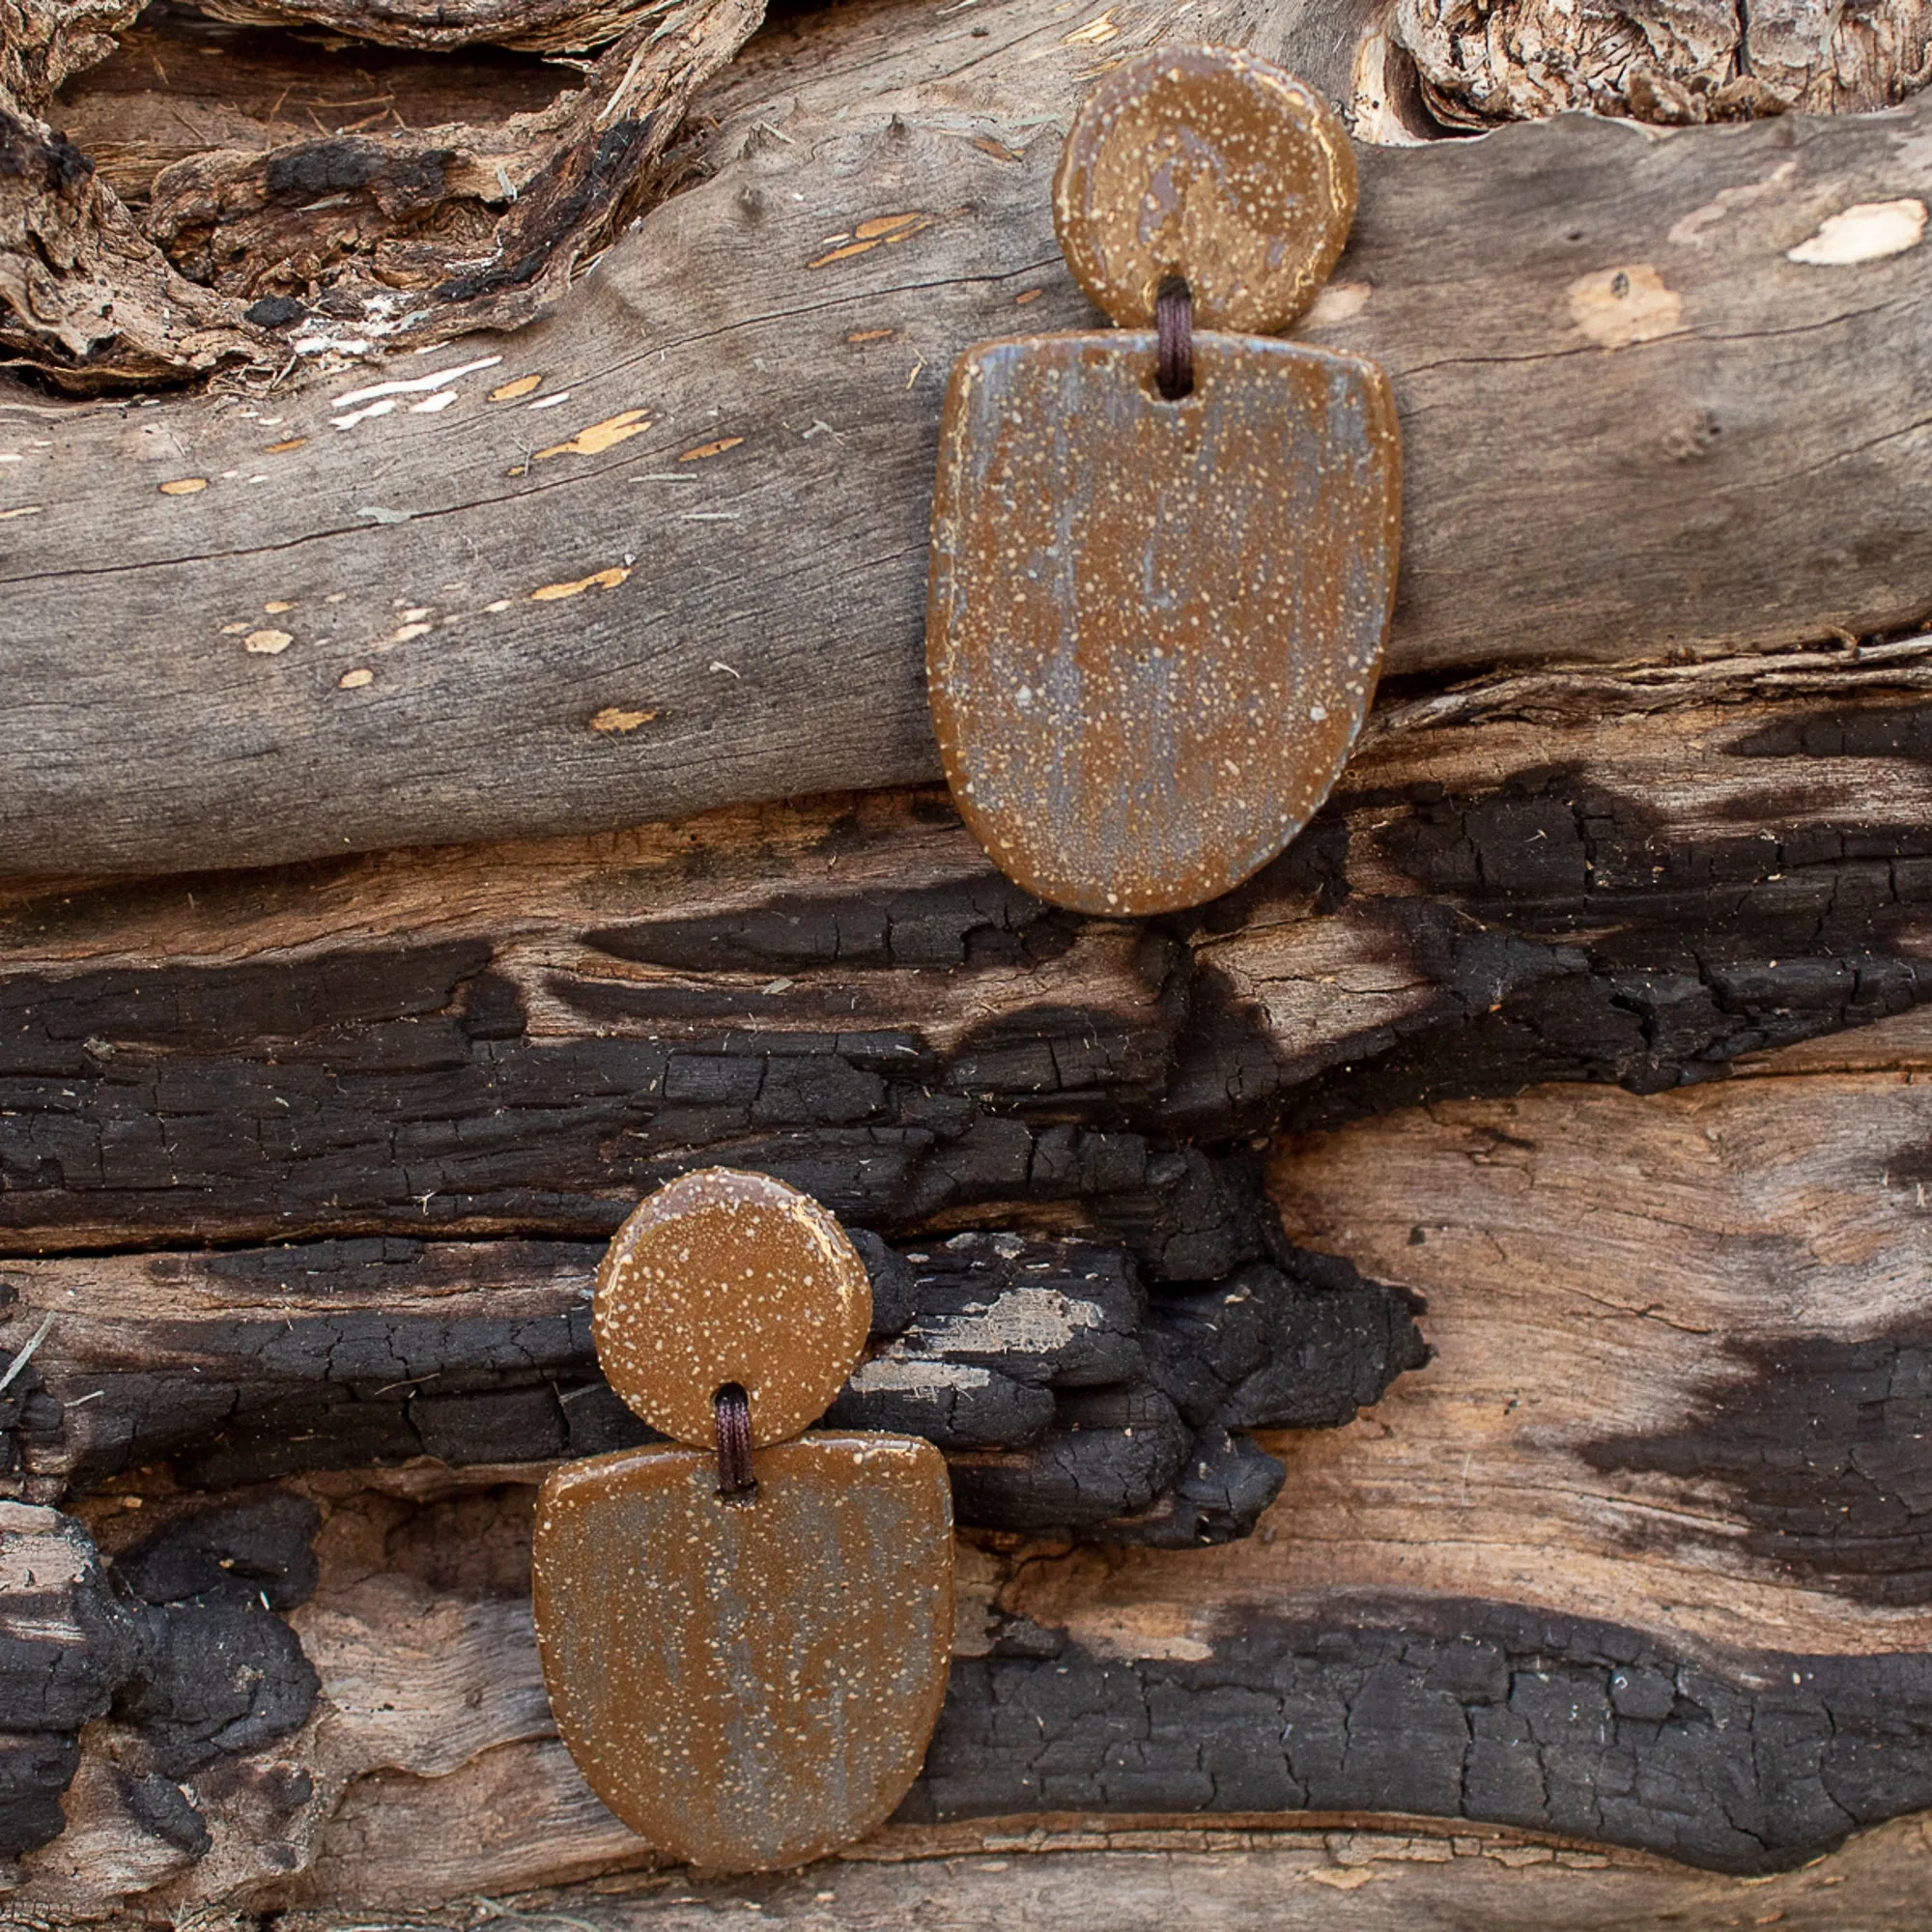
{"left": 262, "top": 1818, "right": 1932, "bottom": 1930}
{"left": 6, "top": 0, "right": 1932, "bottom": 872}
{"left": 6, "top": 652, "right": 1932, "bottom": 1253}
{"left": 8, "top": 0, "right": 1932, "bottom": 1918}
{"left": 13, "top": 1050, "right": 1932, "bottom": 1912}
{"left": 0, "top": 1231, "right": 1425, "bottom": 1544}
{"left": 5, "top": 649, "right": 1932, "bottom": 1906}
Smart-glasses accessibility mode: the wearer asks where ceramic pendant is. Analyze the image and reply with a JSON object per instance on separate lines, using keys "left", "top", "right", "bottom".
{"left": 532, "top": 1169, "right": 954, "bottom": 1873}
{"left": 926, "top": 44, "right": 1402, "bottom": 916}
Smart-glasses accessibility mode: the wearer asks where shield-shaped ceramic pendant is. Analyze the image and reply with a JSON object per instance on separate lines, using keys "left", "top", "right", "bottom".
{"left": 926, "top": 44, "right": 1401, "bottom": 916}
{"left": 531, "top": 1170, "right": 955, "bottom": 1873}
{"left": 535, "top": 1435, "right": 952, "bottom": 1872}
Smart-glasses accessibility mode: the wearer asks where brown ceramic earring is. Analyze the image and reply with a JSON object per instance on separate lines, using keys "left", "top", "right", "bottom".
{"left": 926, "top": 44, "right": 1402, "bottom": 916}
{"left": 532, "top": 1169, "right": 953, "bottom": 1872}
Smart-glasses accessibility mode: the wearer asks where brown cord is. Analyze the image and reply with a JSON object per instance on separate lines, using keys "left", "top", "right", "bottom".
{"left": 1155, "top": 275, "right": 1194, "bottom": 400}
{"left": 714, "top": 1382, "right": 756, "bottom": 1500}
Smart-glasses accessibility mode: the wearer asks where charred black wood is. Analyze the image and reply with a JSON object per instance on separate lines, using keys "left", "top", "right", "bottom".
{"left": 1175, "top": 762, "right": 1932, "bottom": 1137}
{"left": 9, "top": 731, "right": 1932, "bottom": 1257}
{"left": 1584, "top": 1323, "right": 1932, "bottom": 1608}
{"left": 0, "top": 1492, "right": 319, "bottom": 1861}
{"left": 1, "top": 1234, "right": 1426, "bottom": 1546}
{"left": 0, "top": 924, "right": 1257, "bottom": 1280}
{"left": 905, "top": 1599, "right": 1932, "bottom": 1874}
{"left": 18, "top": 1513, "right": 1932, "bottom": 1881}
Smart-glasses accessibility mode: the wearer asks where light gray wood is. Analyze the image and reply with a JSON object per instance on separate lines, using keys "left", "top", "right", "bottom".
{"left": 285, "top": 1816, "right": 1932, "bottom": 1930}
{"left": 3, "top": 0, "right": 1932, "bottom": 875}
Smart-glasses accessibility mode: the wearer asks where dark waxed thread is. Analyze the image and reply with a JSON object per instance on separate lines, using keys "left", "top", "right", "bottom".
{"left": 1155, "top": 275, "right": 1194, "bottom": 400}
{"left": 715, "top": 1382, "right": 756, "bottom": 1500}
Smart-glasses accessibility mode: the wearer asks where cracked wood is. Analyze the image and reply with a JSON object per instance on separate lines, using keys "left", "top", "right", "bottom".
{"left": 6, "top": 656, "right": 1932, "bottom": 1251}
{"left": 0, "top": 1231, "right": 1422, "bottom": 1547}
{"left": 3, "top": 0, "right": 1932, "bottom": 872}
{"left": 3, "top": 651, "right": 1932, "bottom": 1898}
{"left": 20, "top": 1049, "right": 1932, "bottom": 1921}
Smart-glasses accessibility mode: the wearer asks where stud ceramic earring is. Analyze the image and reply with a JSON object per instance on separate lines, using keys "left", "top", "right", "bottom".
{"left": 926, "top": 44, "right": 1401, "bottom": 916}
{"left": 532, "top": 1169, "right": 953, "bottom": 1872}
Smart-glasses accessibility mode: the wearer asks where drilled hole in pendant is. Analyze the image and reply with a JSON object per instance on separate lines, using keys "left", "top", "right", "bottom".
{"left": 1155, "top": 275, "right": 1195, "bottom": 401}
{"left": 714, "top": 1382, "right": 757, "bottom": 1501}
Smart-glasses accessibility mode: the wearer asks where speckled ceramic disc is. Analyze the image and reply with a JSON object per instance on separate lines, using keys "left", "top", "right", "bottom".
{"left": 1052, "top": 43, "right": 1356, "bottom": 333}
{"left": 593, "top": 1169, "right": 871, "bottom": 1448}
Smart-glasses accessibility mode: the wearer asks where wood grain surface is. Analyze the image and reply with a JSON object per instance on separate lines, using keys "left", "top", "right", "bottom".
{"left": 7, "top": 0, "right": 1932, "bottom": 1918}
{"left": 271, "top": 1815, "right": 1932, "bottom": 1930}
{"left": 5, "top": 0, "right": 1932, "bottom": 874}
{"left": 6, "top": 645, "right": 1932, "bottom": 1907}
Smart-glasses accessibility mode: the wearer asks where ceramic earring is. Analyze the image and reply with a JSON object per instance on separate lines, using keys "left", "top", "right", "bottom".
{"left": 532, "top": 1169, "right": 953, "bottom": 1872}
{"left": 926, "top": 44, "right": 1402, "bottom": 916}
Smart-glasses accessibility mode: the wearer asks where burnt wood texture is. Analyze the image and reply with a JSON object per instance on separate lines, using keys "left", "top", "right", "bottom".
{"left": 8, "top": 651, "right": 1932, "bottom": 1909}
{"left": 6, "top": 0, "right": 1932, "bottom": 1920}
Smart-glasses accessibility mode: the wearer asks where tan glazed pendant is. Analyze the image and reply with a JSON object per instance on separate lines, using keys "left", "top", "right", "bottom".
{"left": 532, "top": 1169, "right": 953, "bottom": 1872}
{"left": 926, "top": 44, "right": 1402, "bottom": 916}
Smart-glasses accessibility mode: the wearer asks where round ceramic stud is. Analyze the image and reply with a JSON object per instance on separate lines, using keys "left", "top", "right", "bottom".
{"left": 1051, "top": 43, "right": 1356, "bottom": 334}
{"left": 593, "top": 1168, "right": 872, "bottom": 1449}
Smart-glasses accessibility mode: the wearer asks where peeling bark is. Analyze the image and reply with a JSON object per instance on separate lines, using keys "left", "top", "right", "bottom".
{"left": 1394, "top": 0, "right": 1932, "bottom": 127}
{"left": 188, "top": 0, "right": 715, "bottom": 55}
{"left": 0, "top": 0, "right": 139, "bottom": 111}
{"left": 0, "top": 0, "right": 763, "bottom": 387}
{"left": 0, "top": 102, "right": 265, "bottom": 385}
{"left": 146, "top": 0, "right": 765, "bottom": 327}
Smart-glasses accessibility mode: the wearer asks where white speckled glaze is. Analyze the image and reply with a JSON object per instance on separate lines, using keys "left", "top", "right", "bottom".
{"left": 927, "top": 330, "right": 1400, "bottom": 916}
{"left": 534, "top": 1435, "right": 953, "bottom": 1872}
